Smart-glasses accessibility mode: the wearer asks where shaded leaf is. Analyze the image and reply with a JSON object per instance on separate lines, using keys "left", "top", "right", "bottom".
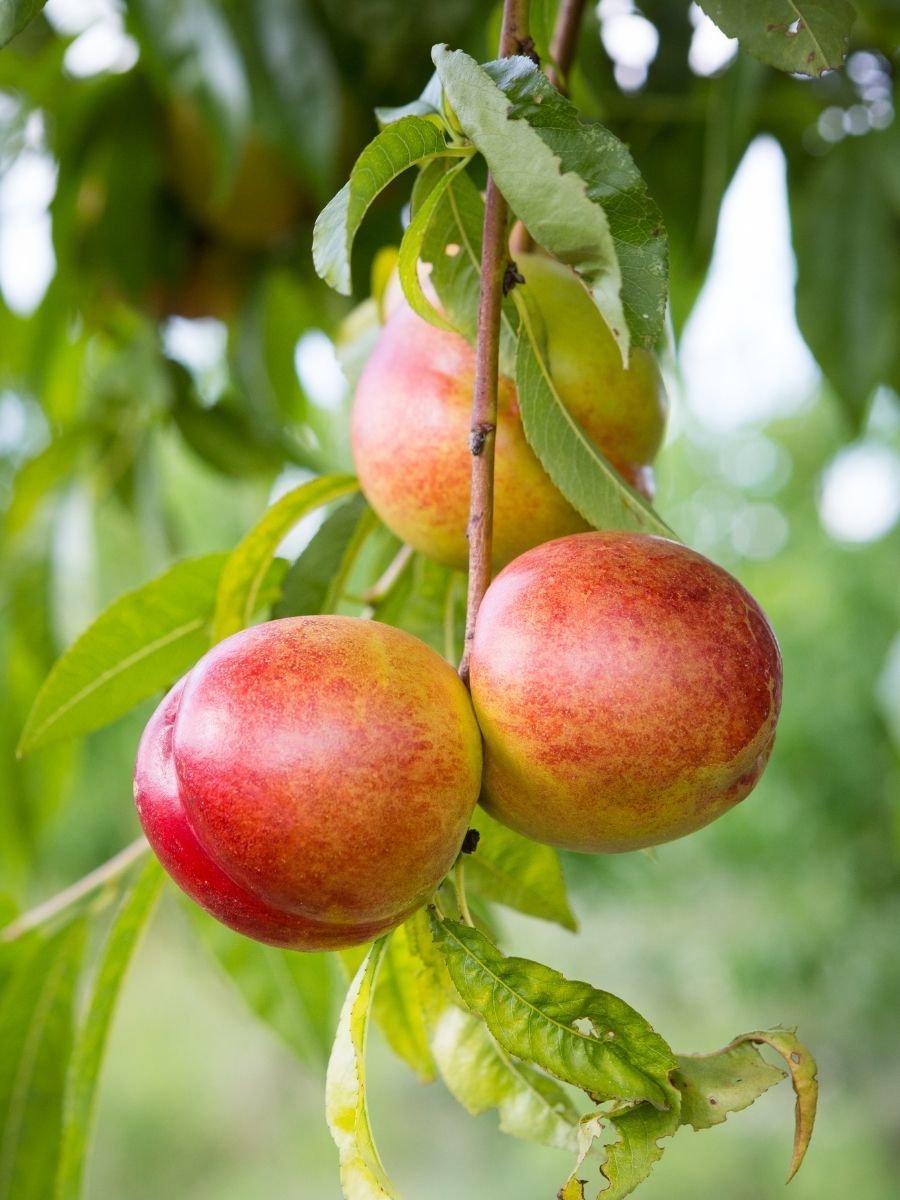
{"left": 18, "top": 555, "right": 227, "bottom": 754}
{"left": 0, "top": 0, "right": 46, "bottom": 49}
{"left": 56, "top": 859, "right": 165, "bottom": 1200}
{"left": 313, "top": 116, "right": 461, "bottom": 295}
{"left": 513, "top": 288, "right": 675, "bottom": 538}
{"left": 325, "top": 940, "right": 400, "bottom": 1200}
{"left": 398, "top": 159, "right": 469, "bottom": 332}
{"left": 697, "top": 1, "right": 855, "bottom": 76}
{"left": 189, "top": 907, "right": 337, "bottom": 1065}
{"left": 433, "top": 47, "right": 628, "bottom": 360}
{"left": 212, "top": 474, "right": 358, "bottom": 642}
{"left": 431, "top": 1004, "right": 578, "bottom": 1150}
{"left": 431, "top": 917, "right": 676, "bottom": 1109}
{"left": 274, "top": 494, "right": 371, "bottom": 618}
{"left": 466, "top": 809, "right": 577, "bottom": 932}
{"left": 0, "top": 919, "right": 87, "bottom": 1200}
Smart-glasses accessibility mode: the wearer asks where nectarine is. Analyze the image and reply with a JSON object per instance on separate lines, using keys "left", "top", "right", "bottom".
{"left": 469, "top": 532, "right": 782, "bottom": 853}
{"left": 135, "top": 616, "right": 482, "bottom": 949}
{"left": 351, "top": 253, "right": 668, "bottom": 570}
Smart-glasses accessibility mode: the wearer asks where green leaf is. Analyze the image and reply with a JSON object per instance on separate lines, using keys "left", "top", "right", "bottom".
{"left": 433, "top": 47, "right": 628, "bottom": 361}
{"left": 212, "top": 474, "right": 358, "bottom": 642}
{"left": 672, "top": 1040, "right": 784, "bottom": 1131}
{"left": 416, "top": 163, "right": 520, "bottom": 376}
{"left": 0, "top": 0, "right": 46, "bottom": 48}
{"left": 465, "top": 810, "right": 577, "bottom": 932}
{"left": 375, "top": 72, "right": 443, "bottom": 127}
{"left": 430, "top": 1004, "right": 579, "bottom": 1150}
{"left": 599, "top": 1103, "right": 680, "bottom": 1200}
{"left": 325, "top": 940, "right": 400, "bottom": 1200}
{"left": 697, "top": 1, "right": 855, "bottom": 76}
{"left": 430, "top": 917, "right": 676, "bottom": 1109}
{"left": 188, "top": 907, "right": 337, "bottom": 1065}
{"left": 313, "top": 116, "right": 461, "bottom": 295}
{"left": 791, "top": 130, "right": 899, "bottom": 428}
{"left": 481, "top": 57, "right": 668, "bottom": 349}
{"left": 55, "top": 859, "right": 165, "bottom": 1200}
{"left": 274, "top": 494, "right": 371, "bottom": 619}
{"left": 397, "top": 160, "right": 468, "bottom": 332}
{"left": 0, "top": 919, "right": 88, "bottom": 1200}
{"left": 513, "top": 289, "right": 675, "bottom": 538}
{"left": 714, "top": 1029, "right": 818, "bottom": 1182}
{"left": 18, "top": 554, "right": 228, "bottom": 755}
{"left": 342, "top": 924, "right": 436, "bottom": 1083}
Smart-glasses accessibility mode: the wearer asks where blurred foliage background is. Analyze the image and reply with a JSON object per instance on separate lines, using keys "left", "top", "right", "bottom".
{"left": 1, "top": 1, "right": 898, "bottom": 1197}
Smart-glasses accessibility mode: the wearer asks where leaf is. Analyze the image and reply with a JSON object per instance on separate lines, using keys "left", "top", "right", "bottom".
{"left": 0, "top": 0, "right": 46, "bottom": 48}
{"left": 513, "top": 289, "right": 675, "bottom": 539}
{"left": 672, "top": 1040, "right": 785, "bottom": 1131}
{"left": 697, "top": 1, "right": 855, "bottom": 76}
{"left": 274, "top": 494, "right": 371, "bottom": 619}
{"left": 433, "top": 47, "right": 628, "bottom": 361}
{"left": 0, "top": 918, "right": 88, "bottom": 1200}
{"left": 325, "top": 940, "right": 401, "bottom": 1200}
{"left": 188, "top": 907, "right": 337, "bottom": 1065}
{"left": 716, "top": 1029, "right": 818, "bottom": 1182}
{"left": 211, "top": 474, "right": 358, "bottom": 642}
{"left": 431, "top": 1004, "right": 579, "bottom": 1151}
{"left": 342, "top": 924, "right": 435, "bottom": 1083}
{"left": 397, "top": 159, "right": 469, "bottom": 332}
{"left": 18, "top": 555, "right": 227, "bottom": 755}
{"left": 791, "top": 130, "right": 899, "bottom": 428}
{"left": 465, "top": 810, "right": 577, "bottom": 932}
{"left": 55, "top": 858, "right": 165, "bottom": 1200}
{"left": 375, "top": 72, "right": 444, "bottom": 127}
{"left": 598, "top": 1102, "right": 681, "bottom": 1200}
{"left": 416, "top": 163, "right": 520, "bottom": 376}
{"left": 481, "top": 57, "right": 668, "bottom": 349}
{"left": 313, "top": 116, "right": 461, "bottom": 295}
{"left": 431, "top": 917, "right": 676, "bottom": 1109}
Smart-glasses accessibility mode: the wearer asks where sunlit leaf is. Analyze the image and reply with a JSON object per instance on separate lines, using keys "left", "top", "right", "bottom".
{"left": 465, "top": 810, "right": 577, "bottom": 932}
{"left": 18, "top": 555, "right": 227, "bottom": 754}
{"left": 326, "top": 940, "right": 400, "bottom": 1200}
{"left": 513, "top": 289, "right": 675, "bottom": 538}
{"left": 433, "top": 47, "right": 629, "bottom": 360}
{"left": 55, "top": 858, "right": 165, "bottom": 1200}
{"left": 313, "top": 116, "right": 461, "bottom": 295}
{"left": 672, "top": 1039, "right": 784, "bottom": 1130}
{"left": 431, "top": 917, "right": 676, "bottom": 1108}
{"left": 212, "top": 474, "right": 358, "bottom": 642}
{"left": 697, "top": 1, "right": 855, "bottom": 76}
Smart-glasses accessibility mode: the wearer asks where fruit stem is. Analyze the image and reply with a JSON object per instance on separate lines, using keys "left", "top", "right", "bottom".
{"left": 0, "top": 836, "right": 150, "bottom": 942}
{"left": 360, "top": 542, "right": 414, "bottom": 613}
{"left": 547, "top": 0, "right": 587, "bottom": 94}
{"left": 453, "top": 859, "right": 475, "bottom": 927}
{"left": 459, "top": 0, "right": 530, "bottom": 683}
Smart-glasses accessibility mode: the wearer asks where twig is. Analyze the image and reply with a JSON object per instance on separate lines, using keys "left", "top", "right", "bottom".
{"left": 0, "top": 836, "right": 151, "bottom": 942}
{"left": 459, "top": 0, "right": 529, "bottom": 683}
{"left": 547, "top": 0, "right": 588, "bottom": 94}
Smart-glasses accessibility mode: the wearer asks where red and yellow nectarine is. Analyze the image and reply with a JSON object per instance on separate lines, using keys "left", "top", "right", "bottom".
{"left": 469, "top": 532, "right": 782, "bottom": 853}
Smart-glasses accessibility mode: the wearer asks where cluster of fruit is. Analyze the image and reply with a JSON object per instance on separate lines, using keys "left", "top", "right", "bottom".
{"left": 134, "top": 257, "right": 782, "bottom": 951}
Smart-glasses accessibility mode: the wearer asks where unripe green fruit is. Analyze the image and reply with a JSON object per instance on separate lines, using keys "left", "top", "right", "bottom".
{"left": 469, "top": 532, "right": 782, "bottom": 853}
{"left": 134, "top": 616, "right": 482, "bottom": 950}
{"left": 351, "top": 254, "right": 668, "bottom": 570}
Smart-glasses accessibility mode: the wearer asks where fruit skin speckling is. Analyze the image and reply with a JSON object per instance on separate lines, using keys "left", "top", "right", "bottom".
{"left": 135, "top": 616, "right": 482, "bottom": 950}
{"left": 469, "top": 531, "right": 782, "bottom": 853}
{"left": 351, "top": 253, "right": 667, "bottom": 571}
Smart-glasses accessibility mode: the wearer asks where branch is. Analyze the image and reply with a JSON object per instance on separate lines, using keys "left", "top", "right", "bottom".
{"left": 547, "top": 0, "right": 588, "bottom": 94}
{"left": 0, "top": 836, "right": 150, "bottom": 942}
{"left": 459, "top": 2, "right": 530, "bottom": 683}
